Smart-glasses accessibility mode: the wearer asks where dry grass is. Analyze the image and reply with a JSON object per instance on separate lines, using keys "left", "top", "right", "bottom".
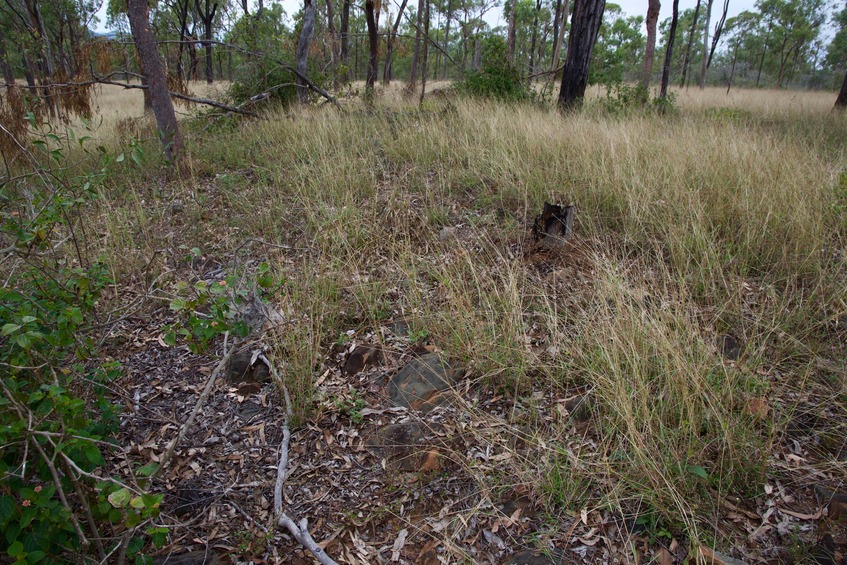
{"left": 68, "top": 84, "right": 847, "bottom": 554}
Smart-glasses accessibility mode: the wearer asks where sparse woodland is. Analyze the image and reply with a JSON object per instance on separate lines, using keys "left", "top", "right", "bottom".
{"left": 1, "top": 0, "right": 847, "bottom": 563}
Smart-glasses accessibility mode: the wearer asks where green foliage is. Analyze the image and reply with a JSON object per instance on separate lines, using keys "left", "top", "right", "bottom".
{"left": 457, "top": 36, "right": 532, "bottom": 102}
{"left": 599, "top": 83, "right": 678, "bottom": 115}
{"left": 590, "top": 5, "right": 646, "bottom": 85}
{"left": 164, "top": 261, "right": 253, "bottom": 354}
{"left": 0, "top": 118, "right": 165, "bottom": 562}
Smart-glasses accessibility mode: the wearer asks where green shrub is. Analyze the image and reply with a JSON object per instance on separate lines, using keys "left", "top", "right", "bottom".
{"left": 0, "top": 118, "right": 164, "bottom": 563}
{"left": 457, "top": 36, "right": 532, "bottom": 102}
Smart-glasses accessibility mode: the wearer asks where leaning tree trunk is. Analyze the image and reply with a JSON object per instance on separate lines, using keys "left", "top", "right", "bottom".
{"left": 296, "top": 0, "right": 317, "bottom": 101}
{"left": 551, "top": 0, "right": 569, "bottom": 72}
{"left": 706, "top": 0, "right": 729, "bottom": 68}
{"left": 640, "top": 0, "right": 661, "bottom": 93}
{"left": 679, "top": 0, "right": 701, "bottom": 88}
{"left": 364, "top": 0, "right": 378, "bottom": 94}
{"left": 659, "top": 0, "right": 679, "bottom": 100}
{"left": 834, "top": 70, "right": 847, "bottom": 111}
{"left": 558, "top": 0, "right": 605, "bottom": 110}
{"left": 698, "top": 0, "right": 714, "bottom": 89}
{"left": 407, "top": 0, "right": 426, "bottom": 91}
{"left": 384, "top": 0, "right": 410, "bottom": 83}
{"left": 127, "top": 0, "right": 184, "bottom": 164}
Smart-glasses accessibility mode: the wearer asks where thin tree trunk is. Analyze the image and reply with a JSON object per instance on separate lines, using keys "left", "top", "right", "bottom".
{"left": 507, "top": 0, "right": 517, "bottom": 62}
{"left": 408, "top": 0, "right": 425, "bottom": 90}
{"left": 420, "top": 0, "right": 430, "bottom": 104}
{"left": 706, "top": 0, "right": 729, "bottom": 68}
{"left": 726, "top": 40, "right": 737, "bottom": 94}
{"left": 755, "top": 24, "right": 770, "bottom": 87}
{"left": 551, "top": 0, "right": 569, "bottom": 72}
{"left": 679, "top": 0, "right": 700, "bottom": 88}
{"left": 196, "top": 0, "right": 217, "bottom": 84}
{"left": 296, "top": 0, "right": 317, "bottom": 101}
{"left": 698, "top": 0, "right": 713, "bottom": 89}
{"left": 384, "top": 0, "right": 410, "bottom": 83}
{"left": 326, "top": 0, "right": 338, "bottom": 63}
{"left": 340, "top": 0, "right": 350, "bottom": 80}
{"left": 529, "top": 0, "right": 542, "bottom": 76}
{"left": 365, "top": 0, "right": 378, "bottom": 94}
{"left": 558, "top": 0, "right": 605, "bottom": 109}
{"left": 0, "top": 28, "right": 15, "bottom": 86}
{"left": 551, "top": 0, "right": 562, "bottom": 69}
{"left": 659, "top": 0, "right": 678, "bottom": 100}
{"left": 441, "top": 0, "right": 453, "bottom": 79}
{"left": 640, "top": 0, "right": 661, "bottom": 92}
{"left": 127, "top": 0, "right": 184, "bottom": 163}
{"left": 834, "top": 69, "right": 847, "bottom": 110}
{"left": 22, "top": 52, "right": 36, "bottom": 89}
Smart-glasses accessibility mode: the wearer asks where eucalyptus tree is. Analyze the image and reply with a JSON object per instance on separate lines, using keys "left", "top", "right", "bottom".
{"left": 558, "top": 0, "right": 605, "bottom": 108}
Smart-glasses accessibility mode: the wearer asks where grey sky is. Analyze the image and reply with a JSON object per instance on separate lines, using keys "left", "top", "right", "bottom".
{"left": 94, "top": 0, "right": 821, "bottom": 42}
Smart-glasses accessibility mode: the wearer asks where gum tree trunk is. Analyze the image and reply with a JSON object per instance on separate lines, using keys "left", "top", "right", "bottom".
{"left": 558, "top": 0, "right": 605, "bottom": 110}
{"left": 127, "top": 0, "right": 184, "bottom": 163}
{"left": 296, "top": 0, "right": 316, "bottom": 101}
{"left": 408, "top": 0, "right": 426, "bottom": 90}
{"left": 659, "top": 0, "right": 679, "bottom": 100}
{"left": 640, "top": 0, "right": 661, "bottom": 92}
{"left": 679, "top": 0, "right": 700, "bottom": 88}
{"left": 698, "top": 0, "right": 714, "bottom": 89}
{"left": 835, "top": 70, "right": 847, "bottom": 110}
{"left": 365, "top": 0, "right": 378, "bottom": 93}
{"left": 551, "top": 0, "right": 569, "bottom": 72}
{"left": 196, "top": 0, "right": 218, "bottom": 84}
{"left": 340, "top": 0, "right": 350, "bottom": 80}
{"left": 384, "top": 0, "right": 410, "bottom": 83}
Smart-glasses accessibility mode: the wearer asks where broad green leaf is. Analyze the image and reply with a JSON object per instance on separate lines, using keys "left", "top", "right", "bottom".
{"left": 108, "top": 488, "right": 131, "bottom": 508}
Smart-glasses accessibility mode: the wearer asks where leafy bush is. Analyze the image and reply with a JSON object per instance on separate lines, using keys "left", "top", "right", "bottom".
{"left": 599, "top": 82, "right": 678, "bottom": 115}
{"left": 0, "top": 117, "right": 164, "bottom": 563}
{"left": 457, "top": 36, "right": 532, "bottom": 102}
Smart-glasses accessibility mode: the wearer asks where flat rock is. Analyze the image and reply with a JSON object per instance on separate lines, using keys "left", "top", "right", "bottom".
{"left": 366, "top": 421, "right": 445, "bottom": 473}
{"left": 153, "top": 551, "right": 222, "bottom": 565}
{"left": 718, "top": 334, "right": 742, "bottom": 361}
{"left": 226, "top": 348, "right": 271, "bottom": 384}
{"left": 389, "top": 353, "right": 458, "bottom": 413}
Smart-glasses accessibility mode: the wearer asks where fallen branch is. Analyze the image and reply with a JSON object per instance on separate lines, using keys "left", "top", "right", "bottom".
{"left": 261, "top": 353, "right": 339, "bottom": 565}
{"left": 91, "top": 76, "right": 259, "bottom": 117}
{"left": 109, "top": 39, "right": 342, "bottom": 110}
{"left": 150, "top": 335, "right": 237, "bottom": 480}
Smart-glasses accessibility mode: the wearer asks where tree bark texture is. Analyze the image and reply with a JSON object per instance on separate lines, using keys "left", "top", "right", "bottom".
{"left": 835, "top": 70, "right": 847, "bottom": 110}
{"left": 296, "top": 0, "right": 316, "bottom": 101}
{"left": 659, "top": 0, "right": 679, "bottom": 99}
{"left": 340, "top": 0, "right": 350, "bottom": 80}
{"left": 196, "top": 0, "right": 218, "bottom": 84}
{"left": 365, "top": 0, "right": 379, "bottom": 92}
{"left": 384, "top": 0, "right": 410, "bottom": 83}
{"left": 551, "top": 0, "right": 569, "bottom": 72}
{"left": 679, "top": 0, "right": 700, "bottom": 88}
{"left": 558, "top": 0, "right": 605, "bottom": 110}
{"left": 640, "top": 0, "right": 661, "bottom": 91}
{"left": 408, "top": 0, "right": 426, "bottom": 90}
{"left": 127, "top": 0, "right": 184, "bottom": 163}
{"left": 698, "top": 0, "right": 713, "bottom": 89}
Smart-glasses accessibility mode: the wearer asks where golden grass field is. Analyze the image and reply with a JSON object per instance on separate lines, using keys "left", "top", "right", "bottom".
{"left": 12, "top": 80, "right": 847, "bottom": 561}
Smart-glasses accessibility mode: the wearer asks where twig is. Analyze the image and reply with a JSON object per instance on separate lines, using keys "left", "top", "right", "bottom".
{"left": 262, "top": 353, "right": 339, "bottom": 565}
{"left": 150, "top": 334, "right": 236, "bottom": 480}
